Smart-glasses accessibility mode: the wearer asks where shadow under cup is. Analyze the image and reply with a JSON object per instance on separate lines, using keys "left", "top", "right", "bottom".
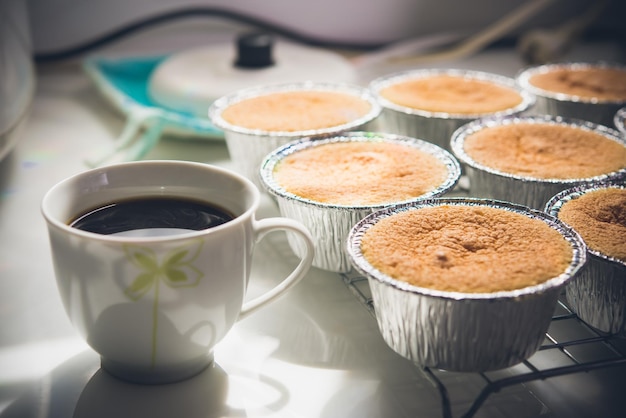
{"left": 41, "top": 160, "right": 313, "bottom": 384}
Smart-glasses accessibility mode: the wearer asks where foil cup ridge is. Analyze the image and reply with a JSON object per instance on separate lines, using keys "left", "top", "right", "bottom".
{"left": 615, "top": 106, "right": 626, "bottom": 137}
{"left": 566, "top": 256, "right": 626, "bottom": 336}
{"left": 368, "top": 278, "right": 559, "bottom": 371}
{"left": 451, "top": 115, "right": 626, "bottom": 210}
{"left": 545, "top": 183, "right": 626, "bottom": 336}
{"left": 346, "top": 198, "right": 587, "bottom": 371}
{"left": 260, "top": 132, "right": 462, "bottom": 272}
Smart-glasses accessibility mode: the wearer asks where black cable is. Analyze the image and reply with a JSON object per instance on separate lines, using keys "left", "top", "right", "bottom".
{"left": 33, "top": 6, "right": 386, "bottom": 63}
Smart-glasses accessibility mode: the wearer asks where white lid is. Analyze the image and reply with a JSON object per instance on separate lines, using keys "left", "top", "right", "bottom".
{"left": 148, "top": 37, "right": 358, "bottom": 117}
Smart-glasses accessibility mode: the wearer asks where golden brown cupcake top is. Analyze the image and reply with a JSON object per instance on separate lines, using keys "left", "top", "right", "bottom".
{"left": 273, "top": 141, "right": 449, "bottom": 205}
{"left": 361, "top": 205, "right": 573, "bottom": 293}
{"left": 558, "top": 188, "right": 626, "bottom": 261}
{"left": 529, "top": 67, "right": 626, "bottom": 101}
{"left": 379, "top": 75, "right": 523, "bottom": 114}
{"left": 220, "top": 91, "right": 371, "bottom": 131}
{"left": 463, "top": 123, "right": 626, "bottom": 179}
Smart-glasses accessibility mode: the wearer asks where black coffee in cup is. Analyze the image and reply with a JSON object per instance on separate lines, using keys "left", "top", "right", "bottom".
{"left": 69, "top": 197, "right": 234, "bottom": 236}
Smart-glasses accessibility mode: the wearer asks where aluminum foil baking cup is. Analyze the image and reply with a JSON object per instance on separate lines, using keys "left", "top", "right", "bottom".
{"left": 517, "top": 62, "right": 626, "bottom": 127}
{"left": 347, "top": 198, "right": 587, "bottom": 372}
{"left": 260, "top": 132, "right": 461, "bottom": 273}
{"left": 368, "top": 69, "right": 535, "bottom": 153}
{"left": 451, "top": 115, "right": 626, "bottom": 210}
{"left": 208, "top": 81, "right": 382, "bottom": 188}
{"left": 545, "top": 183, "right": 626, "bottom": 336}
{"left": 615, "top": 107, "right": 626, "bottom": 137}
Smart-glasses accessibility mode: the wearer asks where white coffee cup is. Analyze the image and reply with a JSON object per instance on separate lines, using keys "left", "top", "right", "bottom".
{"left": 42, "top": 160, "right": 314, "bottom": 384}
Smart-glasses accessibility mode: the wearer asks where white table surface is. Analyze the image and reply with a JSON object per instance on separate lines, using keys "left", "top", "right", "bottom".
{"left": 1, "top": 21, "right": 625, "bottom": 418}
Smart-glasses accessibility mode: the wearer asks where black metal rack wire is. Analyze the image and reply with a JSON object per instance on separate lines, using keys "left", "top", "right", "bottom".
{"left": 340, "top": 269, "right": 626, "bottom": 418}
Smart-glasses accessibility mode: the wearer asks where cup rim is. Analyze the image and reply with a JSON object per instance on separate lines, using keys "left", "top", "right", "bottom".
{"left": 516, "top": 61, "right": 626, "bottom": 105}
{"left": 347, "top": 197, "right": 587, "bottom": 301}
{"left": 368, "top": 68, "right": 535, "bottom": 119}
{"left": 450, "top": 114, "right": 626, "bottom": 183}
{"left": 259, "top": 131, "right": 462, "bottom": 210}
{"left": 41, "top": 160, "right": 260, "bottom": 243}
{"left": 544, "top": 181, "right": 626, "bottom": 267}
{"left": 207, "top": 81, "right": 382, "bottom": 137}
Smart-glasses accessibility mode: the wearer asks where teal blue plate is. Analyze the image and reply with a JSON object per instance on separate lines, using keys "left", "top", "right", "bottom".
{"left": 83, "top": 55, "right": 223, "bottom": 166}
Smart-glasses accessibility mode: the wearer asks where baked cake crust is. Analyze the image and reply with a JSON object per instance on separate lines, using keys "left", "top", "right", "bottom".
{"left": 221, "top": 91, "right": 371, "bottom": 131}
{"left": 380, "top": 75, "right": 523, "bottom": 114}
{"left": 464, "top": 123, "right": 626, "bottom": 179}
{"left": 361, "top": 205, "right": 573, "bottom": 293}
{"left": 529, "top": 68, "right": 626, "bottom": 101}
{"left": 274, "top": 141, "right": 449, "bottom": 206}
{"left": 558, "top": 188, "right": 626, "bottom": 261}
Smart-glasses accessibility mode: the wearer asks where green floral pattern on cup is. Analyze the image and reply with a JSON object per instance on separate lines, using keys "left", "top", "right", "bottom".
{"left": 123, "top": 240, "right": 204, "bottom": 367}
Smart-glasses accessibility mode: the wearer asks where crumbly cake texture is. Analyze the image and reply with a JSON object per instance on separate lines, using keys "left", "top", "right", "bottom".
{"left": 379, "top": 75, "right": 523, "bottom": 114}
{"left": 273, "top": 141, "right": 449, "bottom": 205}
{"left": 464, "top": 123, "right": 626, "bottom": 179}
{"left": 221, "top": 91, "right": 371, "bottom": 131}
{"left": 361, "top": 205, "right": 573, "bottom": 293}
{"left": 529, "top": 68, "right": 626, "bottom": 101}
{"left": 558, "top": 188, "right": 626, "bottom": 261}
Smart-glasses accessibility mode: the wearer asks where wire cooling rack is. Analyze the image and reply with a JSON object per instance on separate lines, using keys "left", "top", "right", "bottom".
{"left": 340, "top": 269, "right": 626, "bottom": 418}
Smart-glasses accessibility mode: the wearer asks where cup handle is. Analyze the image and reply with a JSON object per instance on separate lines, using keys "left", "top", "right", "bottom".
{"left": 238, "top": 217, "right": 315, "bottom": 320}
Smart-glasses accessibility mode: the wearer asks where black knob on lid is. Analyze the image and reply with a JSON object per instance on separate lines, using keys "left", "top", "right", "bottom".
{"left": 235, "top": 32, "right": 275, "bottom": 69}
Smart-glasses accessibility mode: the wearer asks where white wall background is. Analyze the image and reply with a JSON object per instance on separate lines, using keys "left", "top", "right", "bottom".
{"left": 26, "top": 0, "right": 612, "bottom": 54}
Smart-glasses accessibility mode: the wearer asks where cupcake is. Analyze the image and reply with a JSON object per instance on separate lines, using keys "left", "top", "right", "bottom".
{"left": 517, "top": 62, "right": 626, "bottom": 127}
{"left": 208, "top": 82, "right": 381, "bottom": 187}
{"left": 451, "top": 115, "right": 626, "bottom": 209}
{"left": 260, "top": 132, "right": 461, "bottom": 272}
{"left": 545, "top": 183, "right": 626, "bottom": 336}
{"left": 368, "top": 69, "right": 534, "bottom": 152}
{"left": 347, "top": 198, "right": 586, "bottom": 372}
